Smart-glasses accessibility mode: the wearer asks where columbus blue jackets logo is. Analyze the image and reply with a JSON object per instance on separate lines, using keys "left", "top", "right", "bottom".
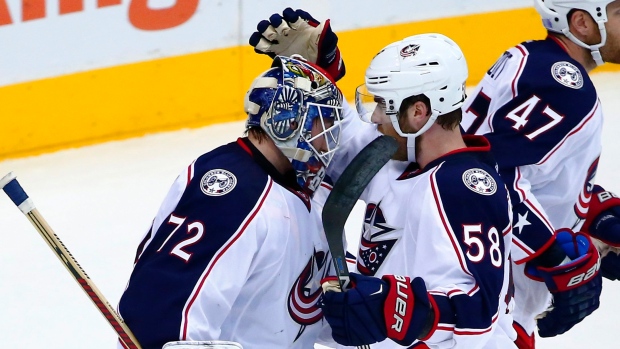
{"left": 462, "top": 168, "right": 497, "bottom": 196}
{"left": 357, "top": 203, "right": 400, "bottom": 276}
{"left": 200, "top": 169, "right": 237, "bottom": 196}
{"left": 400, "top": 44, "right": 420, "bottom": 58}
{"left": 288, "top": 249, "right": 330, "bottom": 340}
{"left": 551, "top": 62, "right": 583, "bottom": 89}
{"left": 574, "top": 157, "right": 599, "bottom": 221}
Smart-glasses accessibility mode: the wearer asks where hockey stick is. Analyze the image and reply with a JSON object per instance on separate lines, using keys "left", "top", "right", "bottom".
{"left": 0, "top": 172, "right": 142, "bottom": 349}
{"left": 322, "top": 135, "right": 398, "bottom": 289}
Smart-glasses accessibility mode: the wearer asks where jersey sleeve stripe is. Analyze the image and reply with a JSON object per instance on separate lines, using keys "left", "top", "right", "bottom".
{"left": 453, "top": 312, "right": 499, "bottom": 335}
{"left": 186, "top": 160, "right": 195, "bottom": 186}
{"left": 513, "top": 167, "right": 527, "bottom": 203}
{"left": 429, "top": 164, "right": 478, "bottom": 294}
{"left": 524, "top": 199, "right": 554, "bottom": 231}
{"left": 511, "top": 45, "right": 529, "bottom": 99}
{"left": 180, "top": 178, "right": 274, "bottom": 339}
{"left": 537, "top": 100, "right": 600, "bottom": 165}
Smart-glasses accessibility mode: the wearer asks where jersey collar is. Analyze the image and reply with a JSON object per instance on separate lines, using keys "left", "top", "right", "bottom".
{"left": 397, "top": 135, "right": 493, "bottom": 180}
{"left": 237, "top": 138, "right": 311, "bottom": 209}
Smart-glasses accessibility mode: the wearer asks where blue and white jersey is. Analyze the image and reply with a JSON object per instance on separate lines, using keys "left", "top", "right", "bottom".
{"left": 330, "top": 104, "right": 516, "bottom": 349}
{"left": 461, "top": 36, "right": 603, "bottom": 334}
{"left": 118, "top": 138, "right": 334, "bottom": 349}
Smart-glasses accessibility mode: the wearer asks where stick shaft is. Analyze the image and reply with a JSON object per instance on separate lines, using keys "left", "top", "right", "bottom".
{"left": 1, "top": 173, "right": 142, "bottom": 349}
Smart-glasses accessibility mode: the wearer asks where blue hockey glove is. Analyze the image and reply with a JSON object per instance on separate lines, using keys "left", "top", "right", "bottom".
{"left": 249, "top": 8, "right": 345, "bottom": 81}
{"left": 527, "top": 229, "right": 602, "bottom": 337}
{"left": 600, "top": 252, "right": 620, "bottom": 280}
{"left": 320, "top": 273, "right": 435, "bottom": 347}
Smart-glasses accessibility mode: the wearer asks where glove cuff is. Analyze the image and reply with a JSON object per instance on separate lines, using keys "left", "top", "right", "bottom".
{"left": 583, "top": 185, "right": 620, "bottom": 233}
{"left": 537, "top": 235, "right": 601, "bottom": 292}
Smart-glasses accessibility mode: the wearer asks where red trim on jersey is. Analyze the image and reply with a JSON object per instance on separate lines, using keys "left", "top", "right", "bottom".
{"left": 452, "top": 312, "right": 498, "bottom": 336}
{"left": 320, "top": 182, "right": 333, "bottom": 190}
{"left": 442, "top": 135, "right": 491, "bottom": 156}
{"left": 436, "top": 324, "right": 456, "bottom": 331}
{"left": 237, "top": 137, "right": 253, "bottom": 155}
{"left": 513, "top": 321, "right": 535, "bottom": 349}
{"left": 429, "top": 165, "right": 477, "bottom": 290}
{"left": 511, "top": 45, "right": 528, "bottom": 98}
{"left": 181, "top": 179, "right": 273, "bottom": 339}
{"left": 524, "top": 199, "right": 554, "bottom": 231}
{"left": 503, "top": 224, "right": 512, "bottom": 237}
{"left": 548, "top": 35, "right": 570, "bottom": 54}
{"left": 512, "top": 236, "right": 535, "bottom": 258}
{"left": 186, "top": 161, "right": 195, "bottom": 187}
{"left": 537, "top": 101, "right": 599, "bottom": 165}
{"left": 514, "top": 231, "right": 556, "bottom": 265}
{"left": 513, "top": 167, "right": 527, "bottom": 203}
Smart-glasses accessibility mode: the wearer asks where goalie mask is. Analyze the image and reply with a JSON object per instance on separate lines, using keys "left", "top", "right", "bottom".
{"left": 355, "top": 33, "right": 468, "bottom": 162}
{"left": 534, "top": 0, "right": 615, "bottom": 66}
{"left": 245, "top": 55, "right": 343, "bottom": 196}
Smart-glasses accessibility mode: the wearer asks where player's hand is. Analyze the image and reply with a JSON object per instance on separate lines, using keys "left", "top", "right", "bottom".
{"left": 600, "top": 252, "right": 620, "bottom": 280}
{"left": 249, "top": 8, "right": 345, "bottom": 81}
{"left": 320, "top": 273, "right": 434, "bottom": 347}
{"left": 527, "top": 229, "right": 602, "bottom": 337}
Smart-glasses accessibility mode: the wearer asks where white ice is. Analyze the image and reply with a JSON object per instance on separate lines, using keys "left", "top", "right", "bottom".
{"left": 1, "top": 72, "right": 620, "bottom": 348}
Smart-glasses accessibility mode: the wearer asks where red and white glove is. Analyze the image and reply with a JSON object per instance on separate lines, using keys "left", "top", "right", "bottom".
{"left": 526, "top": 229, "right": 602, "bottom": 337}
{"left": 582, "top": 184, "right": 620, "bottom": 280}
{"left": 249, "top": 8, "right": 346, "bottom": 81}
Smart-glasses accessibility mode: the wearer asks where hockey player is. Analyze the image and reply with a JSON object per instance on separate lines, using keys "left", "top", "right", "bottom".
{"left": 251, "top": 20, "right": 518, "bottom": 346}
{"left": 116, "top": 55, "right": 343, "bottom": 349}
{"left": 319, "top": 33, "right": 519, "bottom": 349}
{"left": 461, "top": 0, "right": 620, "bottom": 346}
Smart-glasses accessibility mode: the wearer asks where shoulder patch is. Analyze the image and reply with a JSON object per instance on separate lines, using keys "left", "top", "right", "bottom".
{"left": 462, "top": 168, "right": 497, "bottom": 196}
{"left": 200, "top": 169, "right": 237, "bottom": 196}
{"left": 551, "top": 61, "right": 583, "bottom": 89}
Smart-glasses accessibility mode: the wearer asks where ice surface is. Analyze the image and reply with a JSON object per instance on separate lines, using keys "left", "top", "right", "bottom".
{"left": 1, "top": 72, "right": 619, "bottom": 348}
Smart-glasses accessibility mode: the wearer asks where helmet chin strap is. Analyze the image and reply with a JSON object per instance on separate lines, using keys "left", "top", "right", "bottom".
{"left": 392, "top": 111, "right": 438, "bottom": 163}
{"left": 562, "top": 23, "right": 607, "bottom": 66}
{"left": 407, "top": 136, "right": 417, "bottom": 162}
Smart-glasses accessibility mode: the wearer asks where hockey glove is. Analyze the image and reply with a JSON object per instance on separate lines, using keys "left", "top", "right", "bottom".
{"left": 581, "top": 185, "right": 620, "bottom": 280}
{"left": 526, "top": 229, "right": 602, "bottom": 337}
{"left": 320, "top": 273, "right": 436, "bottom": 347}
{"left": 600, "top": 252, "right": 620, "bottom": 280}
{"left": 249, "top": 8, "right": 345, "bottom": 81}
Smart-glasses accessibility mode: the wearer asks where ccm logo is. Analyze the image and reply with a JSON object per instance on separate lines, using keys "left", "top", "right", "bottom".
{"left": 391, "top": 275, "right": 409, "bottom": 333}
{"left": 567, "top": 259, "right": 601, "bottom": 287}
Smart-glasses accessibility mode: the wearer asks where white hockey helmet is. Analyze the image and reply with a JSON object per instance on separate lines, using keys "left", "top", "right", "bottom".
{"left": 356, "top": 33, "right": 467, "bottom": 139}
{"left": 534, "top": 0, "right": 615, "bottom": 65}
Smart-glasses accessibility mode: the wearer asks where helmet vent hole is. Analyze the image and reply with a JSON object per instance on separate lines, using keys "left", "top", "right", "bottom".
{"left": 368, "top": 76, "right": 390, "bottom": 84}
{"left": 440, "top": 97, "right": 445, "bottom": 102}
{"left": 440, "top": 86, "right": 448, "bottom": 90}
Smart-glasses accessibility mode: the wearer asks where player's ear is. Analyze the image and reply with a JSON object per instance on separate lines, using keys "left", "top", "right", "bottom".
{"left": 409, "top": 101, "right": 431, "bottom": 130}
{"left": 568, "top": 9, "right": 599, "bottom": 42}
{"left": 400, "top": 101, "right": 431, "bottom": 133}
